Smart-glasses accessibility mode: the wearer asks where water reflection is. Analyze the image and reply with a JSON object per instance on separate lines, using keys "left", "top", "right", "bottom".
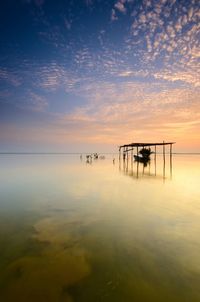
{"left": 0, "top": 154, "right": 200, "bottom": 302}
{"left": 119, "top": 153, "right": 173, "bottom": 181}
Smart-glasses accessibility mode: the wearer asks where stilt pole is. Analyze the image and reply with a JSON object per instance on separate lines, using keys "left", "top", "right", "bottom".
{"left": 163, "top": 141, "right": 166, "bottom": 182}
{"left": 131, "top": 147, "right": 133, "bottom": 169}
{"left": 163, "top": 141, "right": 165, "bottom": 165}
{"left": 170, "top": 143, "right": 172, "bottom": 179}
{"left": 126, "top": 147, "right": 128, "bottom": 171}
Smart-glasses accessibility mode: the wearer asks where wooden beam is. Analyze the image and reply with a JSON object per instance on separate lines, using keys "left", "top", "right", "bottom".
{"left": 119, "top": 142, "right": 176, "bottom": 148}
{"left": 124, "top": 148, "right": 134, "bottom": 153}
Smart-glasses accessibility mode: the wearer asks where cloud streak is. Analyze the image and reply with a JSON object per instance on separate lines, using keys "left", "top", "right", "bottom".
{"left": 0, "top": 0, "right": 199, "bottom": 151}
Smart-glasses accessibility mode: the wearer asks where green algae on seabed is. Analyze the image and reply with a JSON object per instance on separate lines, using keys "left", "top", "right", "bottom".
{"left": 2, "top": 211, "right": 200, "bottom": 302}
{"left": 68, "top": 219, "right": 200, "bottom": 302}
{"left": 0, "top": 216, "right": 91, "bottom": 302}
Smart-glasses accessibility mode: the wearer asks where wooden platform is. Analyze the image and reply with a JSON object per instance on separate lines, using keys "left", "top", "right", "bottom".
{"left": 119, "top": 142, "right": 175, "bottom": 148}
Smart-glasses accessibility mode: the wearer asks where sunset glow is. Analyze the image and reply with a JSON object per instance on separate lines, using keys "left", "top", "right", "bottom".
{"left": 0, "top": 0, "right": 199, "bottom": 152}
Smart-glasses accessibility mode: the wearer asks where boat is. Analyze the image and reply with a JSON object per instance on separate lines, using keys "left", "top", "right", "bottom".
{"left": 134, "top": 148, "right": 152, "bottom": 165}
{"left": 134, "top": 155, "right": 149, "bottom": 163}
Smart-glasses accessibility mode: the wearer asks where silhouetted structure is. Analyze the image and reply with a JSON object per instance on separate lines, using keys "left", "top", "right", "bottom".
{"left": 118, "top": 141, "right": 175, "bottom": 181}
{"left": 119, "top": 141, "right": 175, "bottom": 161}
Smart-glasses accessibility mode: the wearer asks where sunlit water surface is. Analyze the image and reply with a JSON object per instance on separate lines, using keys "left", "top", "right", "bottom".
{"left": 0, "top": 154, "right": 200, "bottom": 302}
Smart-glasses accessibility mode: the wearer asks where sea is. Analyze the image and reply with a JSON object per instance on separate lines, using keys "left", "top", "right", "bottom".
{"left": 0, "top": 153, "right": 200, "bottom": 302}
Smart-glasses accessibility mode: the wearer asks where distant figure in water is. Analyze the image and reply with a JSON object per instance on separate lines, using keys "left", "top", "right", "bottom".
{"left": 113, "top": 158, "right": 115, "bottom": 164}
{"left": 86, "top": 155, "right": 92, "bottom": 164}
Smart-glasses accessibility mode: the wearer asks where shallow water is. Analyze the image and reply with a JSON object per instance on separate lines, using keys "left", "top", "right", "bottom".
{"left": 0, "top": 154, "right": 200, "bottom": 301}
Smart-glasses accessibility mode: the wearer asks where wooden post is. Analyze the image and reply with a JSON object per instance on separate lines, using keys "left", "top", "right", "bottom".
{"left": 123, "top": 147, "right": 125, "bottom": 171}
{"left": 163, "top": 141, "right": 165, "bottom": 182}
{"left": 163, "top": 158, "right": 166, "bottom": 182}
{"left": 154, "top": 145, "right": 157, "bottom": 176}
{"left": 148, "top": 159, "right": 150, "bottom": 175}
{"left": 163, "top": 141, "right": 165, "bottom": 165}
{"left": 119, "top": 147, "right": 121, "bottom": 171}
{"left": 131, "top": 147, "right": 133, "bottom": 169}
{"left": 170, "top": 144, "right": 172, "bottom": 179}
{"left": 137, "top": 146, "right": 138, "bottom": 157}
{"left": 122, "top": 147, "right": 125, "bottom": 170}
{"left": 126, "top": 147, "right": 128, "bottom": 171}
{"left": 136, "top": 160, "right": 139, "bottom": 178}
{"left": 170, "top": 143, "right": 172, "bottom": 157}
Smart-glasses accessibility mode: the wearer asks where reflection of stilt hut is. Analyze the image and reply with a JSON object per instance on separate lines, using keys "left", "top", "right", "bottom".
{"left": 118, "top": 141, "right": 175, "bottom": 180}
{"left": 123, "top": 152, "right": 126, "bottom": 160}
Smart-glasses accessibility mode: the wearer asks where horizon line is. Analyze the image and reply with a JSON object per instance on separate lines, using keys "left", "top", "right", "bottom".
{"left": 0, "top": 152, "right": 200, "bottom": 155}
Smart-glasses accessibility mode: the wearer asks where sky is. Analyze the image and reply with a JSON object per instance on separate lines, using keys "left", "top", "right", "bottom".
{"left": 0, "top": 0, "right": 199, "bottom": 152}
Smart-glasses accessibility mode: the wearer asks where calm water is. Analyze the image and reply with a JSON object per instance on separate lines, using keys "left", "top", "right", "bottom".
{"left": 0, "top": 154, "right": 200, "bottom": 302}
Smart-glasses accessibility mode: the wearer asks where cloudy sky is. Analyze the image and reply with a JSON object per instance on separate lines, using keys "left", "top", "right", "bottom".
{"left": 0, "top": 0, "right": 199, "bottom": 152}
